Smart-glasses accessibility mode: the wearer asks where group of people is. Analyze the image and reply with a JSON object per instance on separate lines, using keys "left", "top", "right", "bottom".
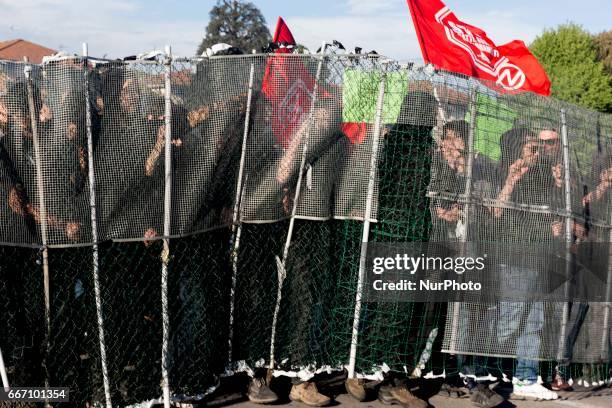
{"left": 1, "top": 42, "right": 610, "bottom": 408}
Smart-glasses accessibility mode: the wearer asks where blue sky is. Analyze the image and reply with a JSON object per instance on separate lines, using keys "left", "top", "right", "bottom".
{"left": 1, "top": 0, "right": 609, "bottom": 60}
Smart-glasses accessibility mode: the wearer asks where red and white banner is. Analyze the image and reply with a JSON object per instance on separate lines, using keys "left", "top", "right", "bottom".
{"left": 262, "top": 17, "right": 323, "bottom": 148}
{"left": 406, "top": 0, "right": 551, "bottom": 95}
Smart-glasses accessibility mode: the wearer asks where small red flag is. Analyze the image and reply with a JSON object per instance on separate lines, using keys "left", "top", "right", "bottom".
{"left": 406, "top": 0, "right": 551, "bottom": 96}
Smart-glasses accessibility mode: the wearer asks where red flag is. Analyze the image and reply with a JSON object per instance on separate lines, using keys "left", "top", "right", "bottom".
{"left": 406, "top": 0, "right": 550, "bottom": 96}
{"left": 262, "top": 17, "right": 328, "bottom": 148}
{"left": 272, "top": 16, "right": 296, "bottom": 48}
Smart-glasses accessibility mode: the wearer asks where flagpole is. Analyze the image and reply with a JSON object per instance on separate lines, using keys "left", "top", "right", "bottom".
{"left": 268, "top": 41, "right": 327, "bottom": 372}
{"left": 347, "top": 63, "right": 388, "bottom": 379}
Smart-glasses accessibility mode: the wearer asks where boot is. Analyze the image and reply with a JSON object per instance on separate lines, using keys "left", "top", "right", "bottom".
{"left": 345, "top": 378, "right": 367, "bottom": 401}
{"left": 289, "top": 381, "right": 331, "bottom": 407}
{"left": 378, "top": 384, "right": 428, "bottom": 408}
{"left": 247, "top": 377, "right": 278, "bottom": 404}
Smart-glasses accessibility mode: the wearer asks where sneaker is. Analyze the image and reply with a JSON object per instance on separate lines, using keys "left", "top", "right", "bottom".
{"left": 378, "top": 385, "right": 428, "bottom": 408}
{"left": 470, "top": 384, "right": 504, "bottom": 408}
{"left": 512, "top": 381, "right": 558, "bottom": 401}
{"left": 551, "top": 373, "right": 572, "bottom": 391}
{"left": 289, "top": 382, "right": 331, "bottom": 407}
{"left": 345, "top": 378, "right": 367, "bottom": 401}
{"left": 247, "top": 377, "right": 278, "bottom": 404}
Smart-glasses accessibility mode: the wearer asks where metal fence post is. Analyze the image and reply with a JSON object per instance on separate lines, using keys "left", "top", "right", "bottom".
{"left": 161, "top": 45, "right": 173, "bottom": 408}
{"left": 227, "top": 58, "right": 256, "bottom": 367}
{"left": 347, "top": 63, "right": 388, "bottom": 379}
{"left": 268, "top": 42, "right": 327, "bottom": 371}
{"left": 0, "top": 346, "right": 9, "bottom": 391}
{"left": 82, "top": 43, "right": 112, "bottom": 408}
{"left": 448, "top": 88, "right": 478, "bottom": 354}
{"left": 602, "top": 224, "right": 612, "bottom": 362}
{"left": 597, "top": 115, "right": 611, "bottom": 362}
{"left": 556, "top": 109, "right": 572, "bottom": 363}
{"left": 24, "top": 62, "right": 52, "bottom": 402}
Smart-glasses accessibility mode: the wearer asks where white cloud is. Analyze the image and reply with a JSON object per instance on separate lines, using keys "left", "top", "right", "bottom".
{"left": 284, "top": 15, "right": 422, "bottom": 61}
{"left": 345, "top": 0, "right": 396, "bottom": 15}
{"left": 284, "top": 1, "right": 545, "bottom": 61}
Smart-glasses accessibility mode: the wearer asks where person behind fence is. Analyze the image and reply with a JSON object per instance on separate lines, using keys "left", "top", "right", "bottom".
{"left": 345, "top": 89, "right": 437, "bottom": 408}
{"left": 429, "top": 119, "right": 505, "bottom": 408}
{"left": 0, "top": 77, "right": 80, "bottom": 241}
{"left": 247, "top": 94, "right": 352, "bottom": 408}
{"left": 492, "top": 124, "right": 563, "bottom": 401}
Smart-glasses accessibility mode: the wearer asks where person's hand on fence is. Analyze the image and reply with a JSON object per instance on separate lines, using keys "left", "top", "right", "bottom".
{"left": 551, "top": 220, "right": 563, "bottom": 237}
{"left": 188, "top": 106, "right": 210, "bottom": 128}
{"left": 582, "top": 167, "right": 612, "bottom": 205}
{"left": 0, "top": 101, "right": 7, "bottom": 125}
{"left": 435, "top": 204, "right": 461, "bottom": 222}
{"left": 551, "top": 164, "right": 563, "bottom": 188}
{"left": 67, "top": 122, "right": 77, "bottom": 140}
{"left": 39, "top": 104, "right": 52, "bottom": 123}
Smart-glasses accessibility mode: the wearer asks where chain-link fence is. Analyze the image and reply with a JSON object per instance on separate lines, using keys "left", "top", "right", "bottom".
{"left": 0, "top": 53, "right": 610, "bottom": 406}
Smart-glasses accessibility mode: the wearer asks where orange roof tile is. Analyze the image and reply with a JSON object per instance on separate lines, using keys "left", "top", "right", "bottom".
{"left": 0, "top": 39, "right": 56, "bottom": 64}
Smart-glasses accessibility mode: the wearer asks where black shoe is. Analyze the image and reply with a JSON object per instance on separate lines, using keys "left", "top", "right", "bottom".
{"left": 247, "top": 377, "right": 278, "bottom": 404}
{"left": 470, "top": 384, "right": 504, "bottom": 408}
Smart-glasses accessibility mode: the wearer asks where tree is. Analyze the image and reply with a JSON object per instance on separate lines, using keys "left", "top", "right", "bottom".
{"left": 197, "top": 0, "right": 271, "bottom": 55}
{"left": 530, "top": 23, "right": 612, "bottom": 113}
{"left": 594, "top": 30, "right": 612, "bottom": 75}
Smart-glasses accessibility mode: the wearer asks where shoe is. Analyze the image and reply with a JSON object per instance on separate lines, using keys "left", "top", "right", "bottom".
{"left": 551, "top": 373, "right": 572, "bottom": 391}
{"left": 345, "top": 378, "right": 367, "bottom": 401}
{"left": 438, "top": 383, "right": 469, "bottom": 398}
{"left": 470, "top": 384, "right": 504, "bottom": 408}
{"left": 378, "top": 385, "right": 428, "bottom": 408}
{"left": 512, "top": 380, "right": 558, "bottom": 401}
{"left": 247, "top": 377, "right": 278, "bottom": 404}
{"left": 289, "top": 382, "right": 331, "bottom": 407}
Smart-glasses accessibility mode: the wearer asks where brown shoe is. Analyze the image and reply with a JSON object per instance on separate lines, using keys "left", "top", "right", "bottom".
{"left": 345, "top": 378, "right": 367, "bottom": 401}
{"left": 247, "top": 377, "right": 278, "bottom": 404}
{"left": 379, "top": 385, "right": 428, "bottom": 408}
{"left": 289, "top": 382, "right": 331, "bottom": 407}
{"left": 551, "top": 374, "right": 572, "bottom": 391}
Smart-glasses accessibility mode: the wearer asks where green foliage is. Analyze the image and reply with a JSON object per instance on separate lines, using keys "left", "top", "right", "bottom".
{"left": 594, "top": 30, "right": 612, "bottom": 75}
{"left": 530, "top": 23, "right": 612, "bottom": 113}
{"left": 197, "top": 0, "right": 271, "bottom": 55}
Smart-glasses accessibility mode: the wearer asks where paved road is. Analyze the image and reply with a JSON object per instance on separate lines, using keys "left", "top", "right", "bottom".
{"left": 172, "top": 380, "right": 612, "bottom": 408}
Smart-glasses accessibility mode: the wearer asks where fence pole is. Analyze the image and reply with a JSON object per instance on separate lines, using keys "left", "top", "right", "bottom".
{"left": 268, "top": 42, "right": 327, "bottom": 371}
{"left": 597, "top": 115, "right": 611, "bottom": 362}
{"left": 227, "top": 58, "right": 256, "bottom": 367}
{"left": 161, "top": 45, "right": 173, "bottom": 408}
{"left": 346, "top": 63, "right": 388, "bottom": 379}
{"left": 602, "top": 225, "right": 612, "bottom": 361}
{"left": 556, "top": 109, "right": 572, "bottom": 363}
{"left": 24, "top": 62, "right": 52, "bottom": 404}
{"left": 448, "top": 89, "right": 478, "bottom": 354}
{"left": 0, "top": 346, "right": 9, "bottom": 391}
{"left": 82, "top": 43, "right": 112, "bottom": 408}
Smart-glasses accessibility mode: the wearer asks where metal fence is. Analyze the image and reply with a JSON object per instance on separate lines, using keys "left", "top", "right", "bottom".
{"left": 0, "top": 52, "right": 610, "bottom": 407}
